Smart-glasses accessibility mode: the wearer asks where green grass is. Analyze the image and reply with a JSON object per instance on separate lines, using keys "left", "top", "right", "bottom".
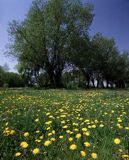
{"left": 0, "top": 89, "right": 129, "bottom": 160}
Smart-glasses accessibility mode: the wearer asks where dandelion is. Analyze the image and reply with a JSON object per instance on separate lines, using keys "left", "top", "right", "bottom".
{"left": 82, "top": 128, "right": 87, "bottom": 131}
{"left": 59, "top": 135, "right": 64, "bottom": 139}
{"left": 44, "top": 140, "right": 51, "bottom": 146}
{"left": 80, "top": 151, "right": 86, "bottom": 157}
{"left": 45, "top": 121, "right": 52, "bottom": 125}
{"left": 50, "top": 138, "right": 56, "bottom": 142}
{"left": 35, "top": 139, "right": 41, "bottom": 143}
{"left": 62, "top": 125, "right": 68, "bottom": 129}
{"left": 24, "top": 132, "right": 29, "bottom": 137}
{"left": 10, "top": 130, "right": 16, "bottom": 135}
{"left": 69, "top": 144, "right": 77, "bottom": 150}
{"left": 84, "top": 142, "right": 90, "bottom": 147}
{"left": 75, "top": 133, "right": 81, "bottom": 139}
{"left": 69, "top": 137, "right": 73, "bottom": 142}
{"left": 91, "top": 153, "right": 97, "bottom": 159}
{"left": 39, "top": 135, "right": 44, "bottom": 139}
{"left": 48, "top": 133, "right": 53, "bottom": 136}
{"left": 35, "top": 130, "right": 40, "bottom": 133}
{"left": 20, "top": 141, "right": 29, "bottom": 148}
{"left": 32, "top": 148, "right": 40, "bottom": 155}
{"left": 99, "top": 124, "right": 104, "bottom": 128}
{"left": 15, "top": 152, "right": 21, "bottom": 157}
{"left": 35, "top": 118, "right": 39, "bottom": 122}
{"left": 114, "top": 138, "right": 121, "bottom": 144}
{"left": 84, "top": 131, "right": 90, "bottom": 136}
{"left": 122, "top": 155, "right": 129, "bottom": 158}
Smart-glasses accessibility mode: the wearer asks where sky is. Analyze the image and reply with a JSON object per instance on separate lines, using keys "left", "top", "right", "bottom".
{"left": 0, "top": 0, "right": 129, "bottom": 72}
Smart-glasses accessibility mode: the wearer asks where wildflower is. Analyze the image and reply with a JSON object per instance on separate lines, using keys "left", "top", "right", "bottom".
{"left": 82, "top": 128, "right": 87, "bottom": 132}
{"left": 48, "top": 133, "right": 52, "bottom": 136}
{"left": 15, "top": 152, "right": 21, "bottom": 157}
{"left": 75, "top": 133, "right": 81, "bottom": 139}
{"left": 24, "top": 132, "right": 29, "bottom": 137}
{"left": 69, "top": 144, "right": 77, "bottom": 150}
{"left": 59, "top": 135, "right": 64, "bottom": 139}
{"left": 84, "top": 131, "right": 90, "bottom": 136}
{"left": 52, "top": 130, "right": 55, "bottom": 134}
{"left": 92, "top": 125, "right": 96, "bottom": 128}
{"left": 32, "top": 148, "right": 40, "bottom": 155}
{"left": 10, "top": 130, "right": 16, "bottom": 135}
{"left": 122, "top": 155, "right": 129, "bottom": 158}
{"left": 35, "top": 118, "right": 39, "bottom": 122}
{"left": 91, "top": 153, "right": 97, "bottom": 159}
{"left": 39, "top": 135, "right": 44, "bottom": 139}
{"left": 114, "top": 138, "right": 121, "bottom": 144}
{"left": 20, "top": 141, "right": 29, "bottom": 148}
{"left": 44, "top": 140, "right": 51, "bottom": 146}
{"left": 69, "top": 137, "right": 73, "bottom": 142}
{"left": 35, "top": 139, "right": 41, "bottom": 143}
{"left": 45, "top": 121, "right": 52, "bottom": 125}
{"left": 62, "top": 125, "right": 68, "bottom": 129}
{"left": 99, "top": 124, "right": 104, "bottom": 128}
{"left": 84, "top": 142, "right": 90, "bottom": 147}
{"left": 80, "top": 151, "right": 86, "bottom": 157}
{"left": 50, "top": 138, "right": 56, "bottom": 142}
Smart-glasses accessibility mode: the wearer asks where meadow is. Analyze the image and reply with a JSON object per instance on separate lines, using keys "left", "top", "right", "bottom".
{"left": 0, "top": 89, "right": 129, "bottom": 160}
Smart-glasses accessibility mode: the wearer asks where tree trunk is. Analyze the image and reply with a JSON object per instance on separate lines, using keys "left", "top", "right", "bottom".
{"left": 54, "top": 71, "right": 64, "bottom": 88}
{"left": 81, "top": 69, "right": 90, "bottom": 88}
{"left": 91, "top": 78, "right": 95, "bottom": 88}
{"left": 106, "top": 80, "right": 109, "bottom": 88}
{"left": 97, "top": 79, "right": 100, "bottom": 88}
{"left": 101, "top": 80, "right": 104, "bottom": 88}
{"left": 47, "top": 70, "right": 55, "bottom": 88}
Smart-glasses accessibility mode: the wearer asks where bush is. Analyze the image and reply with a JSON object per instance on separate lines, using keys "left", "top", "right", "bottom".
{"left": 66, "top": 81, "right": 78, "bottom": 90}
{"left": 5, "top": 72, "right": 25, "bottom": 87}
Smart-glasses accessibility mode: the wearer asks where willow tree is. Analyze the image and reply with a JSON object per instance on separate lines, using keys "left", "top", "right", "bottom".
{"left": 7, "top": 0, "right": 94, "bottom": 87}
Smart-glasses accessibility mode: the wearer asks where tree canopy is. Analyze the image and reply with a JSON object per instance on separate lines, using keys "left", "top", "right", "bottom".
{"left": 7, "top": 0, "right": 129, "bottom": 89}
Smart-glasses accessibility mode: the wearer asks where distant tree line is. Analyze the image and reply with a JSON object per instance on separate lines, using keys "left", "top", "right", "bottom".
{"left": 6, "top": 0, "right": 129, "bottom": 89}
{"left": 0, "top": 65, "right": 24, "bottom": 87}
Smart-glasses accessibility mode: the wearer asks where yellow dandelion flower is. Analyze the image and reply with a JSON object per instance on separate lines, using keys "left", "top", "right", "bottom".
{"left": 50, "top": 138, "right": 56, "bottom": 142}
{"left": 69, "top": 137, "right": 73, "bottom": 142}
{"left": 59, "top": 135, "right": 64, "bottom": 139}
{"left": 32, "top": 148, "right": 40, "bottom": 155}
{"left": 52, "top": 130, "right": 55, "bottom": 134}
{"left": 82, "top": 128, "right": 87, "bottom": 132}
{"left": 99, "top": 124, "right": 104, "bottom": 128}
{"left": 62, "top": 125, "right": 68, "bottom": 129}
{"left": 114, "top": 138, "right": 121, "bottom": 144}
{"left": 15, "top": 152, "right": 21, "bottom": 157}
{"left": 24, "top": 132, "right": 29, "bottom": 137}
{"left": 10, "top": 130, "right": 16, "bottom": 135}
{"left": 39, "top": 135, "right": 44, "bottom": 139}
{"left": 44, "top": 140, "right": 51, "bottom": 146}
{"left": 84, "top": 142, "right": 90, "bottom": 147}
{"left": 122, "top": 155, "right": 129, "bottom": 158}
{"left": 75, "top": 133, "right": 81, "bottom": 139}
{"left": 69, "top": 144, "right": 77, "bottom": 150}
{"left": 48, "top": 133, "right": 53, "bottom": 136}
{"left": 45, "top": 121, "right": 52, "bottom": 125}
{"left": 35, "top": 118, "right": 39, "bottom": 122}
{"left": 35, "top": 139, "right": 41, "bottom": 143}
{"left": 20, "top": 141, "right": 29, "bottom": 148}
{"left": 80, "top": 151, "right": 86, "bottom": 157}
{"left": 84, "top": 131, "right": 90, "bottom": 136}
{"left": 91, "top": 153, "right": 97, "bottom": 159}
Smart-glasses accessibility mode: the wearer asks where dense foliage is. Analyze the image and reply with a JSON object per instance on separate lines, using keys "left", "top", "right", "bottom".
{"left": 7, "top": 0, "right": 129, "bottom": 88}
{"left": 0, "top": 65, "right": 25, "bottom": 87}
